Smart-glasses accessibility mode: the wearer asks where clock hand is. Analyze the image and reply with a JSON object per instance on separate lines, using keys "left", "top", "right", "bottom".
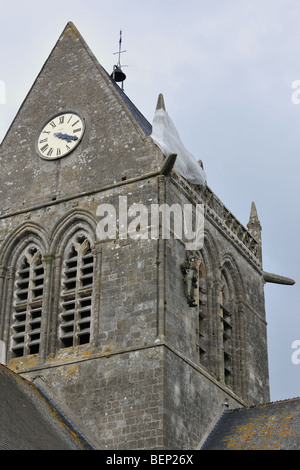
{"left": 54, "top": 132, "right": 78, "bottom": 143}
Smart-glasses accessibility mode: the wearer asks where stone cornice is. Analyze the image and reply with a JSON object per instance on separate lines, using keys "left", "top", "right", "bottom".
{"left": 169, "top": 172, "right": 262, "bottom": 270}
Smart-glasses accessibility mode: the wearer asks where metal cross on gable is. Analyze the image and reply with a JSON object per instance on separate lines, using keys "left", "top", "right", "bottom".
{"left": 113, "top": 30, "right": 127, "bottom": 68}
{"left": 111, "top": 30, "right": 128, "bottom": 90}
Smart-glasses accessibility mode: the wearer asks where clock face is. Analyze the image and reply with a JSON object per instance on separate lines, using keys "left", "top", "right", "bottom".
{"left": 36, "top": 111, "right": 85, "bottom": 160}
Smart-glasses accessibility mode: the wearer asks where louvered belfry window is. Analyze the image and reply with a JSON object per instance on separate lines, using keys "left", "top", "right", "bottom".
{"left": 59, "top": 234, "right": 94, "bottom": 348}
{"left": 11, "top": 246, "right": 45, "bottom": 357}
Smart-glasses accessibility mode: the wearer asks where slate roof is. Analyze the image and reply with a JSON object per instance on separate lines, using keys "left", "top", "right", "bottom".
{"left": 201, "top": 397, "right": 300, "bottom": 450}
{"left": 0, "top": 364, "right": 95, "bottom": 450}
{"left": 109, "top": 76, "right": 153, "bottom": 137}
{"left": 70, "top": 21, "right": 153, "bottom": 138}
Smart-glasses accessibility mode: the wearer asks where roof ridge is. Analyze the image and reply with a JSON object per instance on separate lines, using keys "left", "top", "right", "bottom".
{"left": 0, "top": 21, "right": 153, "bottom": 148}
{"left": 63, "top": 22, "right": 152, "bottom": 137}
{"left": 225, "top": 395, "right": 300, "bottom": 414}
{"left": 0, "top": 364, "right": 95, "bottom": 449}
{"left": 200, "top": 410, "right": 227, "bottom": 450}
{"left": 35, "top": 382, "right": 96, "bottom": 449}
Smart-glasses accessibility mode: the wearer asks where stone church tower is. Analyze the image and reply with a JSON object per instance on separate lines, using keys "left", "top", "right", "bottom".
{"left": 0, "top": 22, "right": 294, "bottom": 450}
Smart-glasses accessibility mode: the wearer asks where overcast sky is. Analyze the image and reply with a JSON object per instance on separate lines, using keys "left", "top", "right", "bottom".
{"left": 0, "top": 0, "right": 299, "bottom": 402}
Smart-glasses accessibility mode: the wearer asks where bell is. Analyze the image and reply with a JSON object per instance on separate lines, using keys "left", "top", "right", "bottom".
{"left": 111, "top": 65, "right": 126, "bottom": 83}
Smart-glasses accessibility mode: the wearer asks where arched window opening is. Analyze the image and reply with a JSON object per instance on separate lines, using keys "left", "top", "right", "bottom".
{"left": 59, "top": 234, "right": 94, "bottom": 349}
{"left": 220, "top": 272, "right": 233, "bottom": 389}
{"left": 11, "top": 245, "right": 45, "bottom": 358}
{"left": 196, "top": 260, "right": 209, "bottom": 368}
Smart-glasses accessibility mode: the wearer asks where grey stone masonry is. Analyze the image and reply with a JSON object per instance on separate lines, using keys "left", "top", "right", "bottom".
{"left": 0, "top": 22, "right": 272, "bottom": 449}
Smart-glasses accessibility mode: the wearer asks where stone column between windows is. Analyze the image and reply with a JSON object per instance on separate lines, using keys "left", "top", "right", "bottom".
{"left": 39, "top": 253, "right": 54, "bottom": 363}
{"left": 48, "top": 254, "right": 62, "bottom": 355}
{"left": 0, "top": 265, "right": 6, "bottom": 340}
{"left": 3, "top": 266, "right": 15, "bottom": 356}
{"left": 91, "top": 241, "right": 102, "bottom": 348}
{"left": 206, "top": 276, "right": 214, "bottom": 374}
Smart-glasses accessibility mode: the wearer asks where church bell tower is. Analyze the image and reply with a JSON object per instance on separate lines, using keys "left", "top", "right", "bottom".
{"left": 0, "top": 22, "right": 293, "bottom": 450}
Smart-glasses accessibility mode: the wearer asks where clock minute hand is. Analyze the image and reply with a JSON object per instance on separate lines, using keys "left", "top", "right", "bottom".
{"left": 54, "top": 132, "right": 78, "bottom": 143}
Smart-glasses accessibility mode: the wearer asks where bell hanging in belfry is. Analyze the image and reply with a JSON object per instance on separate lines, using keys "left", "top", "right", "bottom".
{"left": 111, "top": 65, "right": 126, "bottom": 83}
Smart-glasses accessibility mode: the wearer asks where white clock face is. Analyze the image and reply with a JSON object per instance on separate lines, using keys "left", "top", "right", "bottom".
{"left": 36, "top": 112, "right": 85, "bottom": 160}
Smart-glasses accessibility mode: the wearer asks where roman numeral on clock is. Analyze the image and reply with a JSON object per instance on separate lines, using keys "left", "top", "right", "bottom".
{"left": 40, "top": 144, "right": 49, "bottom": 153}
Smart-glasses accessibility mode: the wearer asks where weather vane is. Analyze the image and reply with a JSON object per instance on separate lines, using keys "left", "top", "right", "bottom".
{"left": 111, "top": 30, "right": 127, "bottom": 90}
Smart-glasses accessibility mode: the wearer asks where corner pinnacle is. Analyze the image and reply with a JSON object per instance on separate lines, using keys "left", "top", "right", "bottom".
{"left": 156, "top": 93, "right": 166, "bottom": 111}
{"left": 247, "top": 202, "right": 262, "bottom": 235}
